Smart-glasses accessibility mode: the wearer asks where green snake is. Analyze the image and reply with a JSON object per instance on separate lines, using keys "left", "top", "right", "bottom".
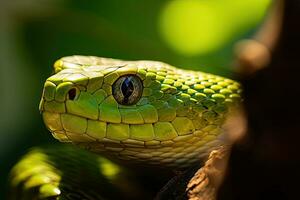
{"left": 8, "top": 56, "right": 241, "bottom": 199}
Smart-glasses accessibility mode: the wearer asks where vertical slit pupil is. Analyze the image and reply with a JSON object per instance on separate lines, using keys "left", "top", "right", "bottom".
{"left": 68, "top": 88, "right": 77, "bottom": 100}
{"left": 121, "top": 78, "right": 134, "bottom": 99}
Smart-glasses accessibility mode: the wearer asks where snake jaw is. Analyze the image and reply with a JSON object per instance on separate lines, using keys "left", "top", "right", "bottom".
{"left": 40, "top": 56, "right": 242, "bottom": 167}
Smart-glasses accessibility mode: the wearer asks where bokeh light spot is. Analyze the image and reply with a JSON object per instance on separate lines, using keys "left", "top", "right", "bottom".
{"left": 159, "top": 0, "right": 272, "bottom": 56}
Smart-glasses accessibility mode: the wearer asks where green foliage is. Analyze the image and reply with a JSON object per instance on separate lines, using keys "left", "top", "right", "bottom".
{"left": 159, "top": 0, "right": 271, "bottom": 55}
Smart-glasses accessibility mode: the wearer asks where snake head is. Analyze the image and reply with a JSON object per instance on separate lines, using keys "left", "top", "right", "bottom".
{"left": 39, "top": 56, "right": 242, "bottom": 168}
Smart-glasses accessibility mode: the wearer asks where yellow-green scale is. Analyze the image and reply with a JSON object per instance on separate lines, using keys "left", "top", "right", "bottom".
{"left": 39, "top": 56, "right": 242, "bottom": 168}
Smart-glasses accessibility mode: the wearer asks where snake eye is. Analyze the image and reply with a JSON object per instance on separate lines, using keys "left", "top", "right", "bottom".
{"left": 112, "top": 75, "right": 143, "bottom": 105}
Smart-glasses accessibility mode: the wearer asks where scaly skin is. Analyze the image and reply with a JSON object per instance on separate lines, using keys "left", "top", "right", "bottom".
{"left": 9, "top": 56, "right": 242, "bottom": 199}
{"left": 9, "top": 145, "right": 149, "bottom": 200}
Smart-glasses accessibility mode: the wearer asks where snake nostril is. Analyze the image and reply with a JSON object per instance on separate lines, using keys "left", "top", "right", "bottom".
{"left": 68, "top": 88, "right": 77, "bottom": 100}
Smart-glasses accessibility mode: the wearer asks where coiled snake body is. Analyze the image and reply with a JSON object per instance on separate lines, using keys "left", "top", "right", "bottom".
{"left": 9, "top": 56, "right": 241, "bottom": 199}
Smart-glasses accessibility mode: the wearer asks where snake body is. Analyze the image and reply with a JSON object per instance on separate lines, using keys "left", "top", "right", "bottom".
{"left": 9, "top": 56, "right": 241, "bottom": 199}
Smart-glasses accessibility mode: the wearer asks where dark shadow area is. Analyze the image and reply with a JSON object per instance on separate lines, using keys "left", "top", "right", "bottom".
{"left": 218, "top": 0, "right": 300, "bottom": 199}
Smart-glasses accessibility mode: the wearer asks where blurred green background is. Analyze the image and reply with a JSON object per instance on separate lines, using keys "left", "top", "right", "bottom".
{"left": 0, "top": 0, "right": 271, "bottom": 198}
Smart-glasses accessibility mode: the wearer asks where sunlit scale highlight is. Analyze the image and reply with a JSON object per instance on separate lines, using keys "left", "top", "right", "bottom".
{"left": 39, "top": 55, "right": 242, "bottom": 168}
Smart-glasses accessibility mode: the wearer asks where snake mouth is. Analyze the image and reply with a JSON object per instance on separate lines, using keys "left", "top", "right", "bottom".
{"left": 41, "top": 110, "right": 172, "bottom": 149}
{"left": 41, "top": 110, "right": 163, "bottom": 148}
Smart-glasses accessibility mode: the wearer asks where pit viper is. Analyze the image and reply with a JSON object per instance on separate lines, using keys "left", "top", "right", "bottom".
{"left": 8, "top": 56, "right": 242, "bottom": 199}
